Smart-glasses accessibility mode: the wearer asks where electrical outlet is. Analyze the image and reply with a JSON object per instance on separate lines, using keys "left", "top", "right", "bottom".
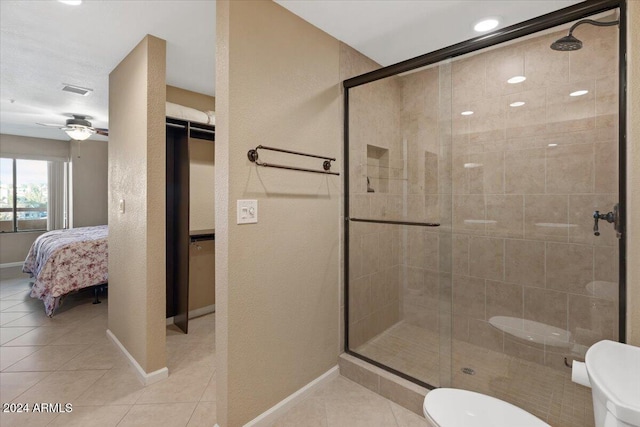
{"left": 237, "top": 200, "right": 258, "bottom": 224}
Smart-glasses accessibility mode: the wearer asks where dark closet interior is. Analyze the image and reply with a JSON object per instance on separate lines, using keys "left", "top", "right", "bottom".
{"left": 166, "top": 117, "right": 215, "bottom": 333}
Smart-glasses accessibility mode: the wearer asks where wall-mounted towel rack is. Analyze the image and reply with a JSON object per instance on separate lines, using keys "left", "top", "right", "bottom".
{"left": 247, "top": 145, "right": 339, "bottom": 175}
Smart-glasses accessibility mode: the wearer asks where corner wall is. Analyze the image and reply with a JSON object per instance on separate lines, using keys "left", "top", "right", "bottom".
{"left": 626, "top": 0, "right": 640, "bottom": 346}
{"left": 108, "top": 35, "right": 167, "bottom": 374}
{"left": 216, "top": 1, "right": 340, "bottom": 425}
{"left": 70, "top": 140, "right": 108, "bottom": 227}
{"left": 166, "top": 85, "right": 215, "bottom": 112}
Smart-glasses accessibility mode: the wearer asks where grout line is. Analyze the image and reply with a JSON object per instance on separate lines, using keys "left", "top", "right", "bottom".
{"left": 115, "top": 404, "right": 137, "bottom": 427}
{"left": 388, "top": 399, "right": 401, "bottom": 427}
{"left": 183, "top": 401, "right": 200, "bottom": 427}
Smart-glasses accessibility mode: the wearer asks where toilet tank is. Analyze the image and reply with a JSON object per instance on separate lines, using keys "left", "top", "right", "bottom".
{"left": 585, "top": 340, "right": 640, "bottom": 427}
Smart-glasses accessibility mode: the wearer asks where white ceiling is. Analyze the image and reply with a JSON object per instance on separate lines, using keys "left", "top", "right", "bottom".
{"left": 0, "top": 0, "right": 216, "bottom": 141}
{"left": 276, "top": 1, "right": 581, "bottom": 67}
{"left": 0, "top": 0, "right": 582, "bottom": 142}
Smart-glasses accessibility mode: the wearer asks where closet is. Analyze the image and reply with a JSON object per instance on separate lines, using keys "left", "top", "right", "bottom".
{"left": 166, "top": 115, "right": 215, "bottom": 334}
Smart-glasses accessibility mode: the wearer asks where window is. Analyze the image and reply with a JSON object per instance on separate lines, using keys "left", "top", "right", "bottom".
{"left": 0, "top": 157, "right": 68, "bottom": 233}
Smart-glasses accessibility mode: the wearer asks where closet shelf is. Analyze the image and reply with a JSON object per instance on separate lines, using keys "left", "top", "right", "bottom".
{"left": 189, "top": 229, "right": 215, "bottom": 242}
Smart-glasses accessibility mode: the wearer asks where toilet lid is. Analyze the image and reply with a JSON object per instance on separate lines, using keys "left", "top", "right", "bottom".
{"left": 424, "top": 388, "right": 550, "bottom": 427}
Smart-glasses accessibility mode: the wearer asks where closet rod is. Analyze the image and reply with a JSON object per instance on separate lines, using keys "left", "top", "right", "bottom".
{"left": 190, "top": 126, "right": 215, "bottom": 134}
{"left": 166, "top": 123, "right": 186, "bottom": 129}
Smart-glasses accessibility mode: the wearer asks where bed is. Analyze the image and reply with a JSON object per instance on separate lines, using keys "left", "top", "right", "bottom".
{"left": 22, "top": 225, "right": 108, "bottom": 317}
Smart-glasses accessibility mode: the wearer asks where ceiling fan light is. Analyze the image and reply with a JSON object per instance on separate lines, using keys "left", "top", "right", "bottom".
{"left": 65, "top": 126, "right": 94, "bottom": 141}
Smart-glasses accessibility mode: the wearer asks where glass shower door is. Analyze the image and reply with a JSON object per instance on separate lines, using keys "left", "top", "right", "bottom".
{"left": 346, "top": 63, "right": 454, "bottom": 388}
{"left": 445, "top": 14, "right": 620, "bottom": 427}
{"left": 344, "top": 7, "right": 622, "bottom": 427}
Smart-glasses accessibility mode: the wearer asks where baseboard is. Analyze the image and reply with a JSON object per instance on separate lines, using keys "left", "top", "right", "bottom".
{"left": 106, "top": 329, "right": 168, "bottom": 386}
{"left": 0, "top": 262, "right": 24, "bottom": 269}
{"left": 243, "top": 366, "right": 339, "bottom": 427}
{"left": 189, "top": 304, "right": 215, "bottom": 319}
{"left": 166, "top": 304, "right": 216, "bottom": 325}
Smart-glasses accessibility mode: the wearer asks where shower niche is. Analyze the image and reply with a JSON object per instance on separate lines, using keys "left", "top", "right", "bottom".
{"left": 366, "top": 144, "right": 389, "bottom": 194}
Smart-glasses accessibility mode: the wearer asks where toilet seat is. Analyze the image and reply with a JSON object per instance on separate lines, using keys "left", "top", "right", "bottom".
{"left": 423, "top": 388, "right": 550, "bottom": 427}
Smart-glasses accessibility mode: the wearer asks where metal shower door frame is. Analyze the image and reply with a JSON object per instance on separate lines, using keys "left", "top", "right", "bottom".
{"left": 343, "top": 0, "right": 627, "bottom": 389}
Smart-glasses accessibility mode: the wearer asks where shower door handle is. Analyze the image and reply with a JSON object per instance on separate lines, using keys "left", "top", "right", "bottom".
{"left": 593, "top": 203, "right": 621, "bottom": 238}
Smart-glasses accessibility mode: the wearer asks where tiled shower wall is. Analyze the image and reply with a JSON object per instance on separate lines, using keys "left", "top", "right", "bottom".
{"left": 347, "top": 19, "right": 619, "bottom": 375}
{"left": 447, "top": 23, "right": 619, "bottom": 371}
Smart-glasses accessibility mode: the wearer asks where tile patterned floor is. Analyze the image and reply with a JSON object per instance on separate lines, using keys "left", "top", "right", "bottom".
{"left": 0, "top": 268, "right": 216, "bottom": 427}
{"left": 4, "top": 266, "right": 591, "bottom": 427}
{"left": 268, "top": 376, "right": 429, "bottom": 427}
{"left": 0, "top": 267, "right": 430, "bottom": 427}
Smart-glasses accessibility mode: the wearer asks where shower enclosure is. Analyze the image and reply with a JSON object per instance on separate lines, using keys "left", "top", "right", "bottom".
{"left": 343, "top": 2, "right": 625, "bottom": 427}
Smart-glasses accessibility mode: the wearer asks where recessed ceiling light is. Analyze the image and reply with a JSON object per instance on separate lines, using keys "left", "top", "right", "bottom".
{"left": 461, "top": 111, "right": 474, "bottom": 116}
{"left": 474, "top": 18, "right": 499, "bottom": 32}
{"left": 570, "top": 90, "right": 589, "bottom": 97}
{"left": 58, "top": 0, "right": 82, "bottom": 5}
{"left": 507, "top": 76, "right": 527, "bottom": 84}
{"left": 510, "top": 101, "right": 526, "bottom": 107}
{"left": 548, "top": 143, "right": 558, "bottom": 147}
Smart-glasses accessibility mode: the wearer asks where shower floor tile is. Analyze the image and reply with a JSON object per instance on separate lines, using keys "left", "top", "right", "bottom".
{"left": 356, "top": 322, "right": 441, "bottom": 387}
{"left": 353, "top": 321, "right": 595, "bottom": 427}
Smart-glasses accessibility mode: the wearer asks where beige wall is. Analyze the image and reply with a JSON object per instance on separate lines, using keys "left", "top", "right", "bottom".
{"left": 0, "top": 134, "right": 69, "bottom": 264}
{"left": 0, "top": 133, "right": 69, "bottom": 159}
{"left": 108, "top": 35, "right": 167, "bottom": 374}
{"left": 0, "top": 231, "right": 44, "bottom": 265}
{"left": 166, "top": 85, "right": 215, "bottom": 112}
{"left": 189, "top": 138, "right": 215, "bottom": 230}
{"left": 70, "top": 140, "right": 108, "bottom": 227}
{"left": 216, "top": 1, "right": 340, "bottom": 425}
{"left": 627, "top": 0, "right": 640, "bottom": 346}
{"left": 215, "top": 1, "right": 230, "bottom": 423}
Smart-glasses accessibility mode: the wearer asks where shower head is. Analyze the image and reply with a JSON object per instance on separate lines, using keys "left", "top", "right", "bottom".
{"left": 550, "top": 34, "right": 583, "bottom": 51}
{"left": 550, "top": 18, "right": 619, "bottom": 51}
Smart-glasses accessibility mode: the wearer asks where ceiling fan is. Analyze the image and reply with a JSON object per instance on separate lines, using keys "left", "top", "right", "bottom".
{"left": 37, "top": 114, "right": 108, "bottom": 141}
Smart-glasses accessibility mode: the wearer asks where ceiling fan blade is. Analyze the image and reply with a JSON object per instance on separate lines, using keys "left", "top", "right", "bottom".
{"left": 95, "top": 128, "right": 109, "bottom": 136}
{"left": 36, "top": 123, "right": 63, "bottom": 128}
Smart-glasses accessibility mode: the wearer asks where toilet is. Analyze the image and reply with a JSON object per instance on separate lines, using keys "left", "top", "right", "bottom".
{"left": 584, "top": 340, "right": 640, "bottom": 427}
{"left": 423, "top": 388, "right": 550, "bottom": 427}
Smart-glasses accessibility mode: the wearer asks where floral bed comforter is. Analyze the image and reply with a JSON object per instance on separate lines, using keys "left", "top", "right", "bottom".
{"left": 22, "top": 225, "right": 108, "bottom": 316}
